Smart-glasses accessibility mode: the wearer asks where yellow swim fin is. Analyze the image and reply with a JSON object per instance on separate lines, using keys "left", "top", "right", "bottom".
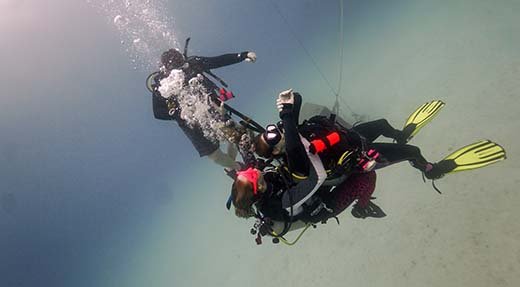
{"left": 425, "top": 140, "right": 506, "bottom": 180}
{"left": 401, "top": 100, "right": 445, "bottom": 143}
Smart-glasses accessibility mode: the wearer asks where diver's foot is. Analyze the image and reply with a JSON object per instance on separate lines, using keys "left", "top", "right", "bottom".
{"left": 423, "top": 160, "right": 455, "bottom": 180}
{"left": 351, "top": 201, "right": 386, "bottom": 219}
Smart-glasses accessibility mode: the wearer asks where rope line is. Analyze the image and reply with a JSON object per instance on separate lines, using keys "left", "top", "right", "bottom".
{"left": 268, "top": 0, "right": 355, "bottom": 115}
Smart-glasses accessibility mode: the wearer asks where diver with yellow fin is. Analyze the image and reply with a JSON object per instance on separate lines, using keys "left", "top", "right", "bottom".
{"left": 249, "top": 95, "right": 506, "bottom": 211}
{"left": 228, "top": 93, "right": 507, "bottom": 246}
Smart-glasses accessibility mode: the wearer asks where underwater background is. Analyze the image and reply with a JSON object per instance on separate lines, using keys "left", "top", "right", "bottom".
{"left": 1, "top": 0, "right": 519, "bottom": 286}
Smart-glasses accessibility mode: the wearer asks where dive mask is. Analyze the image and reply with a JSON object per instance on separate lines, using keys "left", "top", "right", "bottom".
{"left": 262, "top": 124, "right": 282, "bottom": 147}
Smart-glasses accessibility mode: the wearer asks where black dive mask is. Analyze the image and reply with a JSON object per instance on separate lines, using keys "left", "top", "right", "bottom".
{"left": 262, "top": 124, "right": 282, "bottom": 147}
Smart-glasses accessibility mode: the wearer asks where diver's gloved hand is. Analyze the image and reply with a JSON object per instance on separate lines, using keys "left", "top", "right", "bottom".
{"left": 276, "top": 88, "right": 294, "bottom": 112}
{"left": 245, "top": 52, "right": 257, "bottom": 63}
{"left": 351, "top": 201, "right": 386, "bottom": 219}
{"left": 276, "top": 99, "right": 284, "bottom": 112}
{"left": 188, "top": 74, "right": 204, "bottom": 87}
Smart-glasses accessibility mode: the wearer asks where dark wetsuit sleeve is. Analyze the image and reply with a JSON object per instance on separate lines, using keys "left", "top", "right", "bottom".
{"left": 191, "top": 52, "right": 250, "bottom": 71}
{"left": 280, "top": 101, "right": 309, "bottom": 176}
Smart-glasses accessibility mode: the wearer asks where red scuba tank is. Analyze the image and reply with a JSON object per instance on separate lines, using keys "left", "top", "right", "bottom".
{"left": 308, "top": 131, "right": 341, "bottom": 154}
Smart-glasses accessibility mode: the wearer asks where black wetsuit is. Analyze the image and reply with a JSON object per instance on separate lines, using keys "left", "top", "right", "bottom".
{"left": 150, "top": 52, "right": 251, "bottom": 157}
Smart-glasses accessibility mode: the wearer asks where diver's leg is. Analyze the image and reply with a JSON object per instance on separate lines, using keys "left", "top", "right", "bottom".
{"left": 226, "top": 142, "right": 238, "bottom": 161}
{"left": 352, "top": 119, "right": 404, "bottom": 143}
{"left": 370, "top": 142, "right": 432, "bottom": 172}
{"left": 325, "top": 171, "right": 385, "bottom": 219}
{"left": 177, "top": 120, "right": 240, "bottom": 169}
{"left": 348, "top": 172, "right": 377, "bottom": 208}
{"left": 207, "top": 148, "right": 240, "bottom": 170}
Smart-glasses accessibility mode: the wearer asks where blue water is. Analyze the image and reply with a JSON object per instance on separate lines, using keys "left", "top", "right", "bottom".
{"left": 1, "top": 0, "right": 519, "bottom": 286}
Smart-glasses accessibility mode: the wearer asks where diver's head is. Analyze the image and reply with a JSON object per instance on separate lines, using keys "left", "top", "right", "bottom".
{"left": 161, "top": 48, "right": 185, "bottom": 71}
{"left": 254, "top": 123, "right": 286, "bottom": 158}
{"left": 231, "top": 167, "right": 267, "bottom": 218}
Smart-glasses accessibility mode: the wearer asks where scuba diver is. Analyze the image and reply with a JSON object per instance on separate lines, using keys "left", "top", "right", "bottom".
{"left": 232, "top": 89, "right": 386, "bottom": 221}
{"left": 229, "top": 89, "right": 506, "bottom": 245}
{"left": 146, "top": 39, "right": 257, "bottom": 170}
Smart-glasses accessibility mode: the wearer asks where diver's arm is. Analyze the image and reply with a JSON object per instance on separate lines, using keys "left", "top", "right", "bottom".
{"left": 280, "top": 103, "right": 310, "bottom": 175}
{"left": 207, "top": 148, "right": 240, "bottom": 170}
{"left": 195, "top": 52, "right": 252, "bottom": 70}
{"left": 278, "top": 91, "right": 327, "bottom": 215}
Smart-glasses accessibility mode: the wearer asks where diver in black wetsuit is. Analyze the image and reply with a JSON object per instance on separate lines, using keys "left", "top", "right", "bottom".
{"left": 230, "top": 88, "right": 443, "bottom": 221}
{"left": 148, "top": 48, "right": 257, "bottom": 169}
